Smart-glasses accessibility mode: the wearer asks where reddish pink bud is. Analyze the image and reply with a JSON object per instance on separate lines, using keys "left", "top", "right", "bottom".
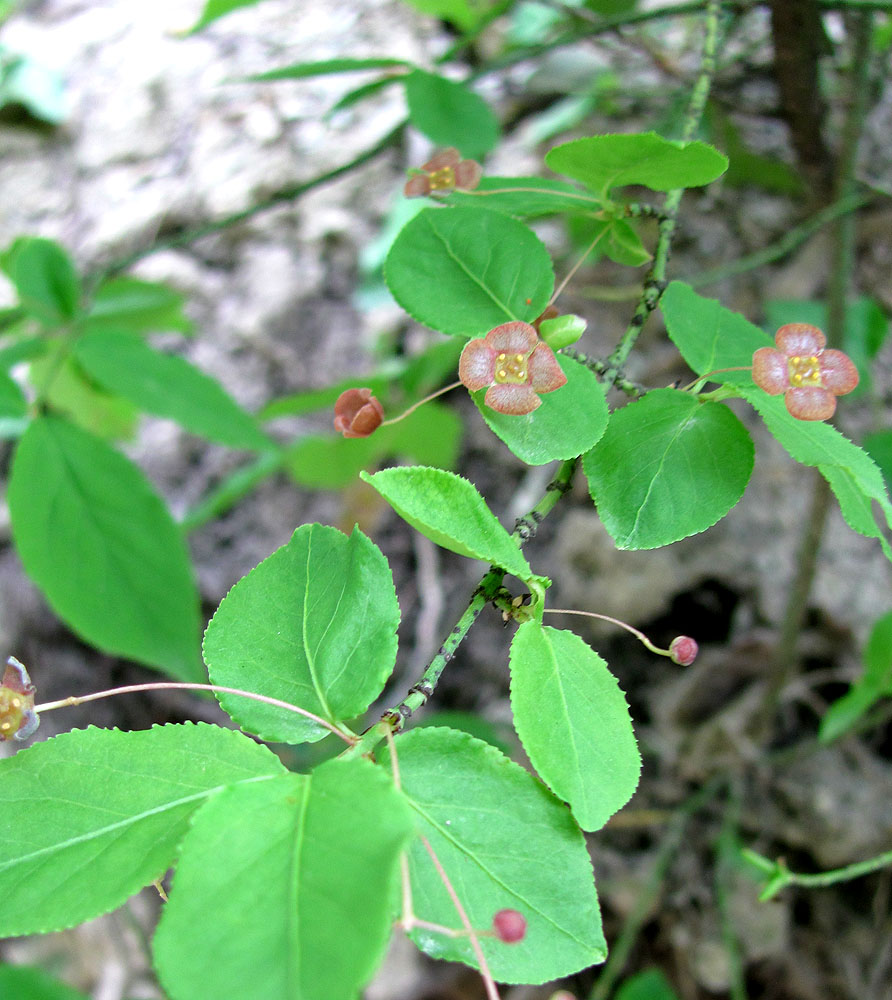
{"left": 333, "top": 388, "right": 384, "bottom": 438}
{"left": 492, "top": 908, "right": 526, "bottom": 943}
{"left": 669, "top": 635, "right": 698, "bottom": 666}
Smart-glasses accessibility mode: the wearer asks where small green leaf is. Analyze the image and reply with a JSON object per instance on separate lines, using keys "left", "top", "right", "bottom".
{"left": 0, "top": 371, "right": 27, "bottom": 437}
{"left": 9, "top": 417, "right": 202, "bottom": 679}
{"left": 472, "top": 354, "right": 607, "bottom": 465}
{"left": 29, "top": 353, "right": 139, "bottom": 440}
{"left": 0, "top": 724, "right": 285, "bottom": 936}
{"left": 154, "top": 758, "right": 413, "bottom": 1000}
{"left": 510, "top": 622, "right": 640, "bottom": 830}
{"left": 85, "top": 276, "right": 193, "bottom": 335}
{"left": 0, "top": 965, "right": 88, "bottom": 1000}
{"left": 385, "top": 206, "right": 554, "bottom": 336}
{"left": 401, "top": 0, "right": 493, "bottom": 32}
{"left": 615, "top": 969, "right": 680, "bottom": 1000}
{"left": 185, "top": 0, "right": 263, "bottom": 32}
{"left": 545, "top": 132, "right": 728, "bottom": 200}
{"left": 0, "top": 49, "right": 67, "bottom": 125}
{"left": 360, "top": 466, "right": 533, "bottom": 579}
{"left": 583, "top": 389, "right": 754, "bottom": 549}
{"left": 74, "top": 331, "right": 272, "bottom": 450}
{"left": 601, "top": 217, "right": 652, "bottom": 266}
{"left": 203, "top": 524, "right": 400, "bottom": 743}
{"left": 383, "top": 727, "right": 607, "bottom": 982}
{"left": 404, "top": 69, "right": 499, "bottom": 159}
{"left": 447, "top": 176, "right": 603, "bottom": 217}
{"left": 1, "top": 237, "right": 81, "bottom": 326}
{"left": 247, "top": 57, "right": 410, "bottom": 82}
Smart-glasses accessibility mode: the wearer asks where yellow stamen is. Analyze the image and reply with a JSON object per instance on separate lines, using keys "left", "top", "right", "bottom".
{"left": 788, "top": 354, "right": 822, "bottom": 387}
{"left": 428, "top": 166, "right": 456, "bottom": 191}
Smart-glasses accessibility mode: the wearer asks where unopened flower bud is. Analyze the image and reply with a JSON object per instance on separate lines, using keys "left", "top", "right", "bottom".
{"left": 492, "top": 908, "right": 526, "bottom": 943}
{"left": 333, "top": 388, "right": 384, "bottom": 438}
{"left": 669, "top": 635, "right": 698, "bottom": 665}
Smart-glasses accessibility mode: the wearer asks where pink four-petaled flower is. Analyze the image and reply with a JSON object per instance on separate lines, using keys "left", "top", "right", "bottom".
{"left": 404, "top": 148, "right": 482, "bottom": 198}
{"left": 459, "top": 321, "right": 567, "bottom": 415}
{"left": 751, "top": 323, "right": 859, "bottom": 421}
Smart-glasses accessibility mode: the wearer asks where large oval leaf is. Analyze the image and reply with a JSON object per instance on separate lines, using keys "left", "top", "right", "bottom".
{"left": 545, "top": 132, "right": 728, "bottom": 200}
{"left": 472, "top": 354, "right": 607, "bottom": 464}
{"left": 154, "top": 758, "right": 413, "bottom": 1000}
{"left": 360, "top": 466, "right": 533, "bottom": 580}
{"left": 384, "top": 206, "right": 553, "bottom": 337}
{"left": 9, "top": 417, "right": 202, "bottom": 679}
{"left": 203, "top": 524, "right": 400, "bottom": 743}
{"left": 0, "top": 724, "right": 285, "bottom": 936}
{"left": 509, "top": 622, "right": 640, "bottom": 831}
{"left": 583, "top": 389, "right": 754, "bottom": 549}
{"left": 384, "top": 727, "right": 607, "bottom": 982}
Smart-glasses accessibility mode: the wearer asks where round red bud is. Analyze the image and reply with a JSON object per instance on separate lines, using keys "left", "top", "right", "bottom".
{"left": 492, "top": 908, "right": 526, "bottom": 943}
{"left": 333, "top": 388, "right": 384, "bottom": 438}
{"left": 669, "top": 635, "right": 698, "bottom": 666}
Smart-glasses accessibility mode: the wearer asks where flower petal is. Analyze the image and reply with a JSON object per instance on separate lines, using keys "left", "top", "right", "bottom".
{"left": 785, "top": 386, "right": 836, "bottom": 421}
{"left": 334, "top": 388, "right": 384, "bottom": 437}
{"left": 528, "top": 343, "right": 567, "bottom": 393}
{"left": 752, "top": 347, "right": 789, "bottom": 394}
{"left": 775, "top": 323, "right": 825, "bottom": 357}
{"left": 422, "top": 148, "right": 460, "bottom": 172}
{"left": 404, "top": 174, "right": 431, "bottom": 198}
{"left": 485, "top": 321, "right": 538, "bottom": 355}
{"left": 459, "top": 338, "right": 497, "bottom": 390}
{"left": 454, "top": 159, "right": 482, "bottom": 190}
{"left": 819, "top": 349, "right": 859, "bottom": 395}
{"left": 485, "top": 383, "right": 541, "bottom": 415}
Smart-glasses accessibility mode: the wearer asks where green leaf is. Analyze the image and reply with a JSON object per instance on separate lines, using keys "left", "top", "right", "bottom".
{"left": 360, "top": 466, "right": 533, "bottom": 579}
{"left": 509, "top": 622, "right": 640, "bottom": 831}
{"left": 1, "top": 237, "right": 81, "bottom": 326}
{"left": 84, "top": 276, "right": 193, "bottom": 335}
{"left": 472, "top": 354, "right": 607, "bottom": 465}
{"left": 74, "top": 331, "right": 272, "bottom": 450}
{"left": 661, "top": 279, "right": 767, "bottom": 376}
{"left": 865, "top": 429, "right": 892, "bottom": 490}
{"left": 583, "top": 389, "right": 754, "bottom": 549}
{"left": 400, "top": 0, "right": 493, "bottom": 32}
{"left": 600, "top": 217, "right": 652, "bottom": 266}
{"left": 203, "top": 524, "right": 400, "bottom": 743}
{"left": 29, "top": 353, "right": 139, "bottom": 440}
{"left": 545, "top": 132, "right": 728, "bottom": 200}
{"left": 539, "top": 314, "right": 586, "bottom": 350}
{"left": 744, "top": 392, "right": 892, "bottom": 562}
{"left": 0, "top": 965, "right": 88, "bottom": 1000}
{"left": 0, "top": 370, "right": 28, "bottom": 437}
{"left": 383, "top": 727, "right": 607, "bottom": 982}
{"left": 0, "top": 724, "right": 285, "bottom": 936}
{"left": 615, "top": 968, "right": 680, "bottom": 1000}
{"left": 185, "top": 0, "right": 264, "bottom": 32}
{"left": 9, "top": 417, "right": 202, "bottom": 680}
{"left": 154, "top": 758, "right": 413, "bottom": 1000}
{"left": 447, "top": 176, "right": 603, "bottom": 217}
{"left": 820, "top": 610, "right": 892, "bottom": 741}
{"left": 385, "top": 206, "right": 554, "bottom": 337}
{"left": 404, "top": 69, "right": 499, "bottom": 159}
{"left": 286, "top": 400, "right": 461, "bottom": 489}
{"left": 248, "top": 57, "right": 410, "bottom": 82}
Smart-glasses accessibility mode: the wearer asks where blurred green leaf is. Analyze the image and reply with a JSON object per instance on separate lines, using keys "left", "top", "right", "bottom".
{"left": 1, "top": 237, "right": 80, "bottom": 326}
{"left": 404, "top": 69, "right": 499, "bottom": 159}
{"left": 247, "top": 57, "right": 410, "bottom": 82}
{"left": 0, "top": 45, "right": 66, "bottom": 124}
{"left": 85, "top": 276, "right": 193, "bottom": 335}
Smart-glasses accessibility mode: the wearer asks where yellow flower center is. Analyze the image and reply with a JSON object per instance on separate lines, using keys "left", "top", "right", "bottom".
{"left": 428, "top": 166, "right": 456, "bottom": 191}
{"left": 494, "top": 352, "right": 529, "bottom": 384}
{"left": 788, "top": 355, "right": 822, "bottom": 387}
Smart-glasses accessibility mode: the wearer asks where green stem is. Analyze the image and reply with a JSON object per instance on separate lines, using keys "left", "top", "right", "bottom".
{"left": 714, "top": 781, "right": 748, "bottom": 1000}
{"left": 745, "top": 846, "right": 892, "bottom": 899}
{"left": 607, "top": 0, "right": 722, "bottom": 376}
{"left": 343, "top": 458, "right": 577, "bottom": 761}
